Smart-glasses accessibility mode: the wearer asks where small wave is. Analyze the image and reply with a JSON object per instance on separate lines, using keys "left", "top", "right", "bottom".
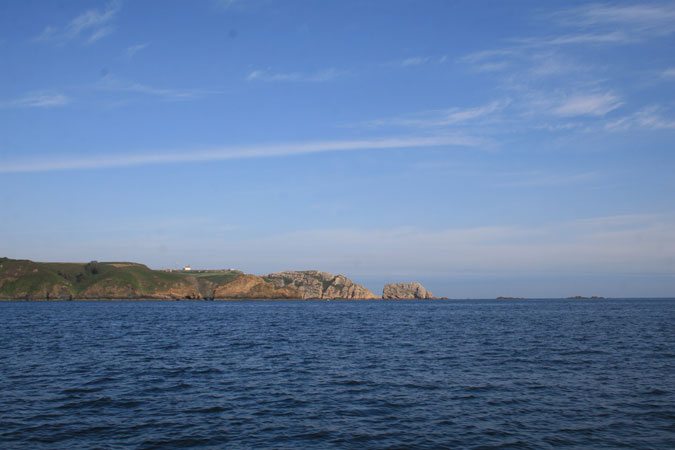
{"left": 640, "top": 388, "right": 669, "bottom": 396}
{"left": 138, "top": 435, "right": 225, "bottom": 450}
{"left": 191, "top": 367, "right": 224, "bottom": 375}
{"left": 82, "top": 376, "right": 118, "bottom": 386}
{"left": 184, "top": 405, "right": 230, "bottom": 414}
{"left": 399, "top": 382, "right": 440, "bottom": 390}
{"left": 60, "top": 386, "right": 101, "bottom": 394}
{"left": 465, "top": 384, "right": 497, "bottom": 392}
{"left": 3, "top": 297, "right": 674, "bottom": 450}
{"left": 57, "top": 396, "right": 143, "bottom": 410}
{"left": 291, "top": 430, "right": 333, "bottom": 440}
{"left": 558, "top": 349, "right": 608, "bottom": 356}
{"left": 162, "top": 382, "right": 192, "bottom": 392}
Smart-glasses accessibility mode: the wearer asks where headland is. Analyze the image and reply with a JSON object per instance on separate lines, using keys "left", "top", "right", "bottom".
{"left": 0, "top": 257, "right": 437, "bottom": 301}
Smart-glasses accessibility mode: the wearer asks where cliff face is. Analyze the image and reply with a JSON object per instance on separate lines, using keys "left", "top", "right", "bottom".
{"left": 382, "top": 282, "right": 435, "bottom": 299}
{"left": 213, "top": 274, "right": 300, "bottom": 299}
{"left": 78, "top": 281, "right": 203, "bottom": 300}
{"left": 263, "top": 270, "right": 379, "bottom": 299}
{"left": 22, "top": 284, "right": 73, "bottom": 301}
{"left": 0, "top": 257, "right": 381, "bottom": 300}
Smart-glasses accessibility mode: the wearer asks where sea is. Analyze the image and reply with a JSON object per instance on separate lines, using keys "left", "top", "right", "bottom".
{"left": 1, "top": 298, "right": 674, "bottom": 449}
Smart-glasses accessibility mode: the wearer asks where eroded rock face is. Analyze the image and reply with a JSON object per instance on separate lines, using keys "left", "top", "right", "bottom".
{"left": 20, "top": 284, "right": 73, "bottom": 300}
{"left": 80, "top": 279, "right": 202, "bottom": 299}
{"left": 152, "top": 283, "right": 203, "bottom": 300}
{"left": 263, "top": 270, "right": 379, "bottom": 299}
{"left": 382, "top": 282, "right": 435, "bottom": 299}
{"left": 46, "top": 285, "right": 74, "bottom": 300}
{"left": 213, "top": 274, "right": 300, "bottom": 299}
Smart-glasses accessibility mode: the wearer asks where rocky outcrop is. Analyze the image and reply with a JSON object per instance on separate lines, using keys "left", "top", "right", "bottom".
{"left": 263, "top": 270, "right": 379, "bottom": 299}
{"left": 213, "top": 274, "right": 300, "bottom": 299}
{"left": 0, "top": 257, "right": 384, "bottom": 301}
{"left": 21, "top": 284, "right": 73, "bottom": 301}
{"left": 78, "top": 278, "right": 203, "bottom": 299}
{"left": 382, "top": 282, "right": 435, "bottom": 299}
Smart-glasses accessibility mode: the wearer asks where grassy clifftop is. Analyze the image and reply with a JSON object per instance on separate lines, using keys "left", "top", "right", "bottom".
{"left": 0, "top": 257, "right": 241, "bottom": 299}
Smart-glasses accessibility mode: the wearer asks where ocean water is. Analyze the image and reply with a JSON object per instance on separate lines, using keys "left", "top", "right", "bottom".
{"left": 1, "top": 299, "right": 674, "bottom": 449}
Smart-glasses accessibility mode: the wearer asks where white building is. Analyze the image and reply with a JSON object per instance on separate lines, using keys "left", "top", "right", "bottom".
{"left": 183, "top": 265, "right": 191, "bottom": 271}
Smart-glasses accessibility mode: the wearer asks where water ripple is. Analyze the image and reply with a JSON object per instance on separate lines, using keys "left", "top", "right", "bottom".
{"left": 1, "top": 298, "right": 674, "bottom": 449}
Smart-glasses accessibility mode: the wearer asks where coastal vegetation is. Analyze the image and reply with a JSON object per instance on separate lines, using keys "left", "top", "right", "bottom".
{"left": 0, "top": 257, "right": 389, "bottom": 300}
{"left": 0, "top": 257, "right": 200, "bottom": 300}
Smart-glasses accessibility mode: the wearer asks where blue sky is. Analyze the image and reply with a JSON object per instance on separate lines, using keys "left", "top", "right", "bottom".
{"left": 1, "top": 0, "right": 674, "bottom": 297}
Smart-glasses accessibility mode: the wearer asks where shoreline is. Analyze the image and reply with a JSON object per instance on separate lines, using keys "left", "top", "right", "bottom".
{"left": 2, "top": 297, "right": 673, "bottom": 302}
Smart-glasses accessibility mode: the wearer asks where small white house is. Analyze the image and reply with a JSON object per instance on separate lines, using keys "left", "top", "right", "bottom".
{"left": 183, "top": 265, "right": 191, "bottom": 271}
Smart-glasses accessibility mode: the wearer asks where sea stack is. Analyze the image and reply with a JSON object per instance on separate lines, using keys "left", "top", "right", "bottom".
{"left": 382, "top": 282, "right": 435, "bottom": 299}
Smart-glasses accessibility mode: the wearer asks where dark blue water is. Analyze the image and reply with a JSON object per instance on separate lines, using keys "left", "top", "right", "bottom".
{"left": 1, "top": 299, "right": 674, "bottom": 449}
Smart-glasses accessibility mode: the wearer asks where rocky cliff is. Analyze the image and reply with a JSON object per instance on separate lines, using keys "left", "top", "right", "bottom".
{"left": 0, "top": 257, "right": 382, "bottom": 300}
{"left": 382, "top": 282, "right": 435, "bottom": 299}
{"left": 213, "top": 274, "right": 300, "bottom": 299}
{"left": 263, "top": 270, "right": 379, "bottom": 299}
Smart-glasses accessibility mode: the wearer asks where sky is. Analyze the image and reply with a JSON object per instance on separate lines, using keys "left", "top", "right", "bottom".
{"left": 1, "top": 0, "right": 674, "bottom": 298}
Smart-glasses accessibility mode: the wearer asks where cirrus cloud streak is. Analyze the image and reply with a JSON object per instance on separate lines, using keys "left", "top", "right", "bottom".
{"left": 0, "top": 135, "right": 482, "bottom": 174}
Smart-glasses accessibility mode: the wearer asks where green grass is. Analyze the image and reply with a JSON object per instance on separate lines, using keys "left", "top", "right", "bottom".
{"left": 175, "top": 270, "right": 242, "bottom": 285}
{"left": 0, "top": 258, "right": 69, "bottom": 297}
{"left": 0, "top": 257, "right": 200, "bottom": 298}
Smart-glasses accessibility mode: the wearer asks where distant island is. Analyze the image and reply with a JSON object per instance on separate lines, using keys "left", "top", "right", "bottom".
{"left": 0, "top": 257, "right": 437, "bottom": 301}
{"left": 497, "top": 296, "right": 607, "bottom": 300}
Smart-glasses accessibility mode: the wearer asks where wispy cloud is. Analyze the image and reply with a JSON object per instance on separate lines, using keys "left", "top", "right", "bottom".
{"left": 553, "top": 2, "right": 675, "bottom": 38}
{"left": 459, "top": 3, "right": 675, "bottom": 131}
{"left": 0, "top": 92, "right": 70, "bottom": 109}
{"left": 461, "top": 49, "right": 518, "bottom": 73}
{"left": 218, "top": 0, "right": 241, "bottom": 8}
{"left": 363, "top": 101, "right": 508, "bottom": 128}
{"left": 662, "top": 67, "right": 675, "bottom": 79}
{"left": 126, "top": 42, "right": 150, "bottom": 59}
{"left": 474, "top": 2, "right": 675, "bottom": 57}
{"left": 215, "top": 0, "right": 250, "bottom": 11}
{"left": 388, "top": 55, "right": 448, "bottom": 68}
{"left": 87, "top": 26, "right": 114, "bottom": 44}
{"left": 552, "top": 92, "right": 622, "bottom": 117}
{"left": 494, "top": 171, "right": 599, "bottom": 187}
{"left": 34, "top": 0, "right": 121, "bottom": 45}
{"left": 410, "top": 163, "right": 601, "bottom": 187}
{"left": 401, "top": 56, "right": 429, "bottom": 67}
{"left": 246, "top": 68, "right": 346, "bottom": 82}
{"left": 463, "top": 47, "right": 586, "bottom": 80}
{"left": 361, "top": 91, "right": 618, "bottom": 134}
{"left": 511, "top": 3, "right": 675, "bottom": 49}
{"left": 465, "top": 2, "right": 675, "bottom": 69}
{"left": 517, "top": 31, "right": 631, "bottom": 47}
{"left": 97, "top": 75, "right": 220, "bottom": 100}
{"left": 0, "top": 135, "right": 481, "bottom": 174}
{"left": 606, "top": 106, "right": 675, "bottom": 130}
